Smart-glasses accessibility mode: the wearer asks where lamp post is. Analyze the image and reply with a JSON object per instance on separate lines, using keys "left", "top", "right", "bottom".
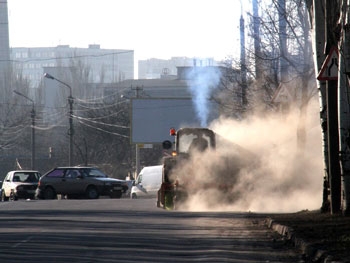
{"left": 44, "top": 73, "right": 74, "bottom": 166}
{"left": 13, "top": 90, "right": 36, "bottom": 170}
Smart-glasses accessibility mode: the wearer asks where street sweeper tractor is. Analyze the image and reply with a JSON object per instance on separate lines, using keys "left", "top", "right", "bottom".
{"left": 157, "top": 127, "right": 216, "bottom": 210}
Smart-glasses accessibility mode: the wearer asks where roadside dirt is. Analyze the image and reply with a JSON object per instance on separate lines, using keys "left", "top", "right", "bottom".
{"left": 268, "top": 210, "right": 350, "bottom": 262}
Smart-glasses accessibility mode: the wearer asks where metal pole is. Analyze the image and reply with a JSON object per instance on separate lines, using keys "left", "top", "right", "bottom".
{"left": 133, "top": 86, "right": 142, "bottom": 175}
{"left": 135, "top": 144, "right": 140, "bottom": 177}
{"left": 31, "top": 106, "right": 35, "bottom": 170}
{"left": 68, "top": 94, "right": 74, "bottom": 166}
{"left": 44, "top": 73, "right": 74, "bottom": 166}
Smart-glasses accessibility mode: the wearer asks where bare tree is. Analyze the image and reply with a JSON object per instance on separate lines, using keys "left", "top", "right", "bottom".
{"left": 73, "top": 93, "right": 133, "bottom": 178}
{"left": 0, "top": 63, "right": 36, "bottom": 172}
{"left": 247, "top": 0, "right": 317, "bottom": 145}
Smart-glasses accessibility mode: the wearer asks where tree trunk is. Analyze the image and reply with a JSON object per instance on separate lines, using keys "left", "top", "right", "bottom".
{"left": 306, "top": 0, "right": 330, "bottom": 212}
{"left": 338, "top": 0, "right": 350, "bottom": 216}
{"left": 297, "top": 4, "right": 312, "bottom": 152}
{"left": 278, "top": 0, "right": 288, "bottom": 83}
{"left": 240, "top": 10, "right": 247, "bottom": 109}
{"left": 253, "top": 0, "right": 262, "bottom": 81}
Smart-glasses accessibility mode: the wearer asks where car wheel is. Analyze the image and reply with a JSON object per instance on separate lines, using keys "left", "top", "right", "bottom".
{"left": 86, "top": 186, "right": 99, "bottom": 199}
{"left": 131, "top": 193, "right": 137, "bottom": 199}
{"left": 110, "top": 190, "right": 122, "bottom": 199}
{"left": 1, "top": 191, "right": 9, "bottom": 202}
{"left": 44, "top": 187, "right": 57, "bottom": 200}
{"left": 10, "top": 193, "right": 18, "bottom": 201}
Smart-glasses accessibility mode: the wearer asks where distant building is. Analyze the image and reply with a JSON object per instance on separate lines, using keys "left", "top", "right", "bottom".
{"left": 105, "top": 66, "right": 194, "bottom": 99}
{"left": 105, "top": 65, "right": 229, "bottom": 100}
{"left": 11, "top": 44, "right": 134, "bottom": 89}
{"left": 138, "top": 57, "right": 218, "bottom": 79}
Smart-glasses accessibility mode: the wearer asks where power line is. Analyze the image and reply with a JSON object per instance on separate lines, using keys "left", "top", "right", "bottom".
{"left": 73, "top": 114, "right": 129, "bottom": 129}
{"left": 72, "top": 109, "right": 124, "bottom": 121}
{"left": 77, "top": 119, "right": 129, "bottom": 138}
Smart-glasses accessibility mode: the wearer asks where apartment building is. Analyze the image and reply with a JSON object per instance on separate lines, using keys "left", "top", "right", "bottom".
{"left": 11, "top": 44, "right": 134, "bottom": 89}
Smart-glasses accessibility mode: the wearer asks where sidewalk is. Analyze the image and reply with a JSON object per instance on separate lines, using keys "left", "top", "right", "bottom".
{"left": 266, "top": 210, "right": 350, "bottom": 262}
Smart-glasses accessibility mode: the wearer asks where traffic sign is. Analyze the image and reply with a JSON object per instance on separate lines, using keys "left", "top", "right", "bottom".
{"left": 272, "top": 83, "right": 292, "bottom": 103}
{"left": 317, "top": 46, "right": 339, "bottom": 81}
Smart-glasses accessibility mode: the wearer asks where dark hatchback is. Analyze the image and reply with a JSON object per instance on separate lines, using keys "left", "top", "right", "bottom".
{"left": 36, "top": 167, "right": 128, "bottom": 200}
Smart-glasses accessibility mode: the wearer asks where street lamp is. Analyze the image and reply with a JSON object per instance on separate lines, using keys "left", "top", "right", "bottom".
{"left": 13, "top": 90, "right": 36, "bottom": 170}
{"left": 44, "top": 73, "right": 74, "bottom": 166}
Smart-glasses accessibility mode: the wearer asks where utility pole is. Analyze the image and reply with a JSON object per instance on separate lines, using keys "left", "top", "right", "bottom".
{"left": 44, "top": 73, "right": 74, "bottom": 166}
{"left": 68, "top": 94, "right": 74, "bottom": 166}
{"left": 31, "top": 106, "right": 35, "bottom": 170}
{"left": 132, "top": 86, "right": 143, "bottom": 176}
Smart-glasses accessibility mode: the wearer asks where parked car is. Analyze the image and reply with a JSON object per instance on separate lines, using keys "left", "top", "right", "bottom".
{"left": 1, "top": 170, "right": 41, "bottom": 201}
{"left": 35, "top": 167, "right": 129, "bottom": 200}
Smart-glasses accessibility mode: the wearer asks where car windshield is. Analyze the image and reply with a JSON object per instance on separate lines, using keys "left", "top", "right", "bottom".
{"left": 83, "top": 168, "right": 108, "bottom": 178}
{"left": 13, "top": 172, "right": 40, "bottom": 183}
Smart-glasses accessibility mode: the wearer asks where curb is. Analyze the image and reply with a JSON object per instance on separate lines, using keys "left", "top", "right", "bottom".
{"left": 266, "top": 218, "right": 344, "bottom": 263}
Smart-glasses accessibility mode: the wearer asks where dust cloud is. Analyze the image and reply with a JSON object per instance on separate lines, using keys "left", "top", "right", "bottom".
{"left": 173, "top": 102, "right": 324, "bottom": 213}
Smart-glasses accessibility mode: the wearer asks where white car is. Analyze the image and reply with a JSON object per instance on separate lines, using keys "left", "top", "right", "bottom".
{"left": 1, "top": 170, "right": 41, "bottom": 201}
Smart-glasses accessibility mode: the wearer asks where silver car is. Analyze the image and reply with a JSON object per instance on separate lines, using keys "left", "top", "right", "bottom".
{"left": 1, "top": 170, "right": 41, "bottom": 201}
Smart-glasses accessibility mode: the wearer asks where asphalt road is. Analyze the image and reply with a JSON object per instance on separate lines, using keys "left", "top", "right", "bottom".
{"left": 0, "top": 198, "right": 303, "bottom": 262}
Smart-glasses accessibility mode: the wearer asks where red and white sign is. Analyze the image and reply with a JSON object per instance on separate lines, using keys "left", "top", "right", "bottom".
{"left": 317, "top": 46, "right": 339, "bottom": 81}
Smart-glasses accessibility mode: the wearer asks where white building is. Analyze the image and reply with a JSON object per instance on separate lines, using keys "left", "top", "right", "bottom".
{"left": 138, "top": 57, "right": 218, "bottom": 79}
{"left": 11, "top": 44, "right": 134, "bottom": 89}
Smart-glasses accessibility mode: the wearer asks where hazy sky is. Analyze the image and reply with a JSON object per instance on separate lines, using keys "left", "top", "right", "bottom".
{"left": 7, "top": 0, "right": 247, "bottom": 61}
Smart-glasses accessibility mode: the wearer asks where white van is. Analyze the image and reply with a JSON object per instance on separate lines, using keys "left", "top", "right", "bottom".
{"left": 131, "top": 165, "right": 162, "bottom": 199}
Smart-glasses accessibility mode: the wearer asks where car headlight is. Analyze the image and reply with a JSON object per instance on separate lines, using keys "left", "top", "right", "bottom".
{"left": 104, "top": 182, "right": 112, "bottom": 186}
